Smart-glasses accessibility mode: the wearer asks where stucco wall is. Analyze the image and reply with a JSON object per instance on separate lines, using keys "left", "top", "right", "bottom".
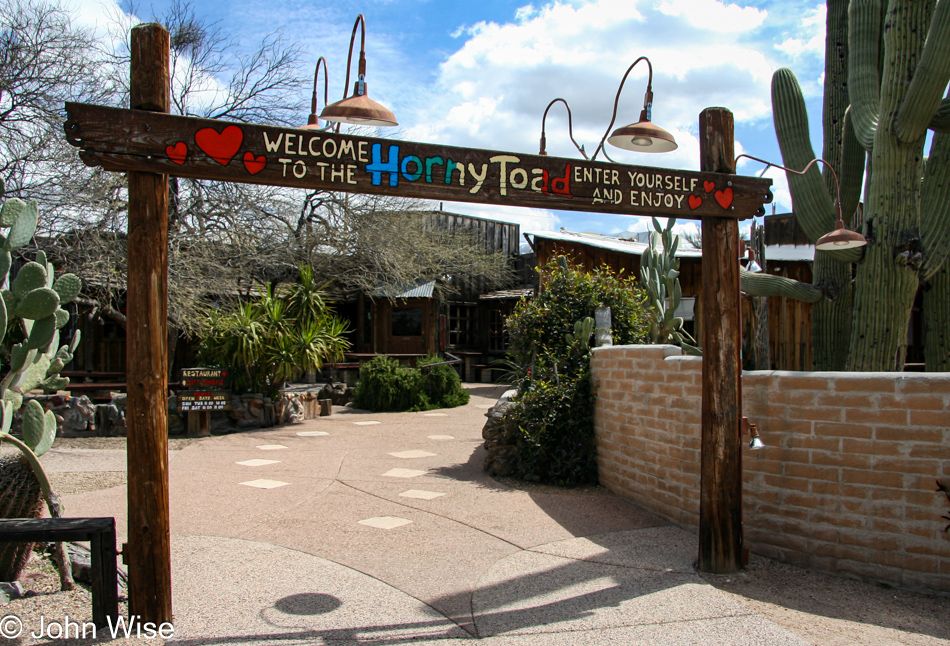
{"left": 591, "top": 344, "right": 950, "bottom": 593}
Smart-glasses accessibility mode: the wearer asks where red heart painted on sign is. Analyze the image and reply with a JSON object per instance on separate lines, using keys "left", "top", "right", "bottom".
{"left": 243, "top": 152, "right": 266, "bottom": 175}
{"left": 688, "top": 195, "right": 703, "bottom": 210}
{"left": 703, "top": 180, "right": 715, "bottom": 193}
{"left": 715, "top": 187, "right": 734, "bottom": 209}
{"left": 195, "top": 125, "right": 244, "bottom": 165}
{"left": 166, "top": 142, "right": 187, "bottom": 165}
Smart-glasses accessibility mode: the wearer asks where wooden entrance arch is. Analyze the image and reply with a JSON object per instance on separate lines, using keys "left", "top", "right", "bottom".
{"left": 65, "top": 24, "right": 771, "bottom": 622}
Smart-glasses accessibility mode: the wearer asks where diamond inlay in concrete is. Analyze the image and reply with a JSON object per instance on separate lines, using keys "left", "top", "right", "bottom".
{"left": 296, "top": 431, "right": 329, "bottom": 437}
{"left": 239, "top": 479, "right": 290, "bottom": 489}
{"left": 382, "top": 468, "right": 426, "bottom": 478}
{"left": 423, "top": 413, "right": 448, "bottom": 417}
{"left": 236, "top": 459, "right": 281, "bottom": 467}
{"left": 389, "top": 450, "right": 436, "bottom": 459}
{"left": 399, "top": 490, "right": 446, "bottom": 500}
{"left": 428, "top": 435, "right": 455, "bottom": 441}
{"left": 256, "top": 444, "right": 287, "bottom": 451}
{"left": 353, "top": 421, "right": 381, "bottom": 426}
{"left": 358, "top": 516, "right": 413, "bottom": 530}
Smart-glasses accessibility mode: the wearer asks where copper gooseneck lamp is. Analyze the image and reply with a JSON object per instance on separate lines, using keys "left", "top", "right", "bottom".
{"left": 538, "top": 98, "right": 588, "bottom": 159}
{"left": 301, "top": 57, "right": 332, "bottom": 130}
{"left": 592, "top": 56, "right": 677, "bottom": 161}
{"left": 319, "top": 14, "right": 398, "bottom": 127}
{"left": 735, "top": 154, "right": 867, "bottom": 251}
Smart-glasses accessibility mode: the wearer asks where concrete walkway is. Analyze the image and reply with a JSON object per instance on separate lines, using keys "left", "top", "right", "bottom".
{"left": 62, "top": 385, "right": 808, "bottom": 645}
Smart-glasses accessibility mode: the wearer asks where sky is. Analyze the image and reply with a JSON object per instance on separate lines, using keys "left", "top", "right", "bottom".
{"left": 70, "top": 0, "right": 830, "bottom": 239}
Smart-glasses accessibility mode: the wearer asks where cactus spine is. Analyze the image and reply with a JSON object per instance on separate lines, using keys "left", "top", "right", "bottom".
{"left": 757, "top": 0, "right": 950, "bottom": 371}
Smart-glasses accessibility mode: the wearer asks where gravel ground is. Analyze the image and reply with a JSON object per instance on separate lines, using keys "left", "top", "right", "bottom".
{"left": 1, "top": 437, "right": 947, "bottom": 645}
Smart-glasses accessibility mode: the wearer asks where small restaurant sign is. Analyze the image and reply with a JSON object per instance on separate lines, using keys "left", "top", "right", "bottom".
{"left": 181, "top": 368, "right": 229, "bottom": 389}
{"left": 65, "top": 103, "right": 772, "bottom": 221}
{"left": 178, "top": 368, "right": 230, "bottom": 412}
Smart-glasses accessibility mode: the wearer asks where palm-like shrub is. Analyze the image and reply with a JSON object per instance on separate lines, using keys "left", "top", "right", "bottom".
{"left": 197, "top": 266, "right": 350, "bottom": 398}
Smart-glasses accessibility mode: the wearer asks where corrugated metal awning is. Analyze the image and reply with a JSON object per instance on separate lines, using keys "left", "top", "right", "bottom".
{"left": 479, "top": 287, "right": 534, "bottom": 300}
{"left": 528, "top": 229, "right": 702, "bottom": 258}
{"left": 371, "top": 280, "right": 436, "bottom": 299}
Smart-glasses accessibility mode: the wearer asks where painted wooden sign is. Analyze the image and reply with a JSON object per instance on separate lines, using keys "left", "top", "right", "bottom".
{"left": 180, "top": 368, "right": 229, "bottom": 389}
{"left": 65, "top": 103, "right": 772, "bottom": 221}
{"left": 178, "top": 391, "right": 231, "bottom": 412}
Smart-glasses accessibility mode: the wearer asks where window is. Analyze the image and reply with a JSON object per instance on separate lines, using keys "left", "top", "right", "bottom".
{"left": 392, "top": 307, "right": 423, "bottom": 336}
{"left": 447, "top": 303, "right": 476, "bottom": 349}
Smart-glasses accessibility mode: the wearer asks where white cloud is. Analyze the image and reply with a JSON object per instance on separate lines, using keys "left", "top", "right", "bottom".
{"left": 775, "top": 4, "right": 825, "bottom": 59}
{"left": 656, "top": 0, "right": 767, "bottom": 32}
{"left": 404, "top": 0, "right": 783, "bottom": 176}
{"left": 68, "top": 0, "right": 126, "bottom": 34}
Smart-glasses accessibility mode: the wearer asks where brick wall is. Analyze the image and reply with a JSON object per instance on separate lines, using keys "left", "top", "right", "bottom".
{"left": 591, "top": 344, "right": 950, "bottom": 593}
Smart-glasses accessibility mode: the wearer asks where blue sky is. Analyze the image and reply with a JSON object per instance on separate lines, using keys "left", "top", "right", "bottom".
{"left": 75, "top": 0, "right": 830, "bottom": 238}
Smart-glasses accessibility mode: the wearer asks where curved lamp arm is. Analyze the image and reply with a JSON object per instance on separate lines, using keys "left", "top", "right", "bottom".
{"left": 306, "top": 57, "right": 331, "bottom": 129}
{"left": 735, "top": 154, "right": 866, "bottom": 250}
{"left": 539, "top": 98, "right": 588, "bottom": 159}
{"left": 736, "top": 154, "right": 842, "bottom": 221}
{"left": 342, "top": 14, "right": 367, "bottom": 100}
{"left": 592, "top": 56, "right": 652, "bottom": 161}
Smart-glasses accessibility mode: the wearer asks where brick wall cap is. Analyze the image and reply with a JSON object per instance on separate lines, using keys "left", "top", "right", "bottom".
{"left": 592, "top": 345, "right": 684, "bottom": 359}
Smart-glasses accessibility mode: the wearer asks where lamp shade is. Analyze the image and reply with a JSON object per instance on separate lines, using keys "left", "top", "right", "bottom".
{"left": 607, "top": 118, "right": 677, "bottom": 153}
{"left": 815, "top": 219, "right": 867, "bottom": 250}
{"left": 320, "top": 82, "right": 398, "bottom": 127}
{"left": 300, "top": 114, "right": 326, "bottom": 130}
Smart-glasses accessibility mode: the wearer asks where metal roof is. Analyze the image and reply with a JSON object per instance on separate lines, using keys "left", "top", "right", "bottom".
{"left": 371, "top": 280, "right": 436, "bottom": 299}
{"left": 527, "top": 229, "right": 702, "bottom": 258}
{"left": 764, "top": 244, "right": 815, "bottom": 262}
{"left": 479, "top": 287, "right": 535, "bottom": 300}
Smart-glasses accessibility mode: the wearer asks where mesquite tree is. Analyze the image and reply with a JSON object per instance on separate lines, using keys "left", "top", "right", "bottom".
{"left": 746, "top": 0, "right": 950, "bottom": 371}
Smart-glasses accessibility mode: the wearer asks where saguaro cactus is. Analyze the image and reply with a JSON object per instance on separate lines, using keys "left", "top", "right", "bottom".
{"left": 752, "top": 0, "right": 950, "bottom": 371}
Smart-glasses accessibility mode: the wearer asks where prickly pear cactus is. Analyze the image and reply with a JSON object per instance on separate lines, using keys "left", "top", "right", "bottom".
{"left": 640, "top": 217, "right": 700, "bottom": 355}
{"left": 0, "top": 195, "right": 82, "bottom": 401}
{"left": 0, "top": 181, "right": 79, "bottom": 586}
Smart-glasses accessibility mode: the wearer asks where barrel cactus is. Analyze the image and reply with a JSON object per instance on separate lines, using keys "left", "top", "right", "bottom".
{"left": 0, "top": 453, "right": 44, "bottom": 581}
{"left": 0, "top": 178, "right": 80, "bottom": 586}
{"left": 641, "top": 217, "right": 700, "bottom": 355}
{"left": 745, "top": 0, "right": 950, "bottom": 371}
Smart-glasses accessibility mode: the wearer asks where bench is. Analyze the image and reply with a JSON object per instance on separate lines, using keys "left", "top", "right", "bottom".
{"left": 0, "top": 517, "right": 119, "bottom": 627}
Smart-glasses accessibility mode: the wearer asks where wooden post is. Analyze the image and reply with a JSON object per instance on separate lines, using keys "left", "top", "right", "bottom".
{"left": 697, "top": 107, "right": 743, "bottom": 574}
{"left": 187, "top": 411, "right": 211, "bottom": 436}
{"left": 127, "top": 23, "right": 173, "bottom": 622}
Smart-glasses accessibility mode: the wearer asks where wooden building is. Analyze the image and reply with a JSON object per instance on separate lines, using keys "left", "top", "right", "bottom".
{"left": 763, "top": 212, "right": 814, "bottom": 370}
{"left": 347, "top": 211, "right": 530, "bottom": 376}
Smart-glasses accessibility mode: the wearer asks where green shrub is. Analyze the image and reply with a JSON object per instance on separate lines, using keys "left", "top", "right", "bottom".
{"left": 352, "top": 354, "right": 470, "bottom": 412}
{"left": 499, "top": 257, "right": 649, "bottom": 486}
{"left": 352, "top": 356, "right": 424, "bottom": 412}
{"left": 419, "top": 355, "right": 470, "bottom": 408}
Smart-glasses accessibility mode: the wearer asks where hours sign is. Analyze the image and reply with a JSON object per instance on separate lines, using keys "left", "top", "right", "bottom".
{"left": 65, "top": 103, "right": 772, "bottom": 221}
